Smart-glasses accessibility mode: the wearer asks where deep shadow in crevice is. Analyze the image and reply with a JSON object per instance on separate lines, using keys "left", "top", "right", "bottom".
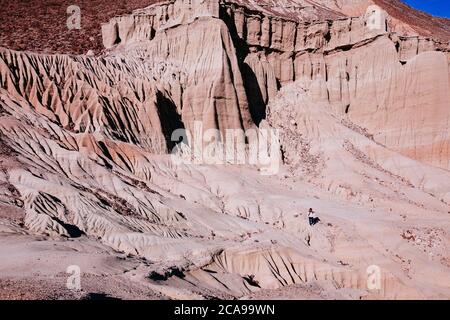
{"left": 242, "top": 62, "right": 266, "bottom": 125}
{"left": 243, "top": 274, "right": 261, "bottom": 288}
{"left": 324, "top": 29, "right": 332, "bottom": 43}
{"left": 219, "top": 5, "right": 250, "bottom": 61}
{"left": 219, "top": 5, "right": 269, "bottom": 126}
{"left": 345, "top": 104, "right": 350, "bottom": 114}
{"left": 113, "top": 23, "right": 121, "bottom": 45}
{"left": 52, "top": 217, "right": 85, "bottom": 238}
{"left": 155, "top": 92, "right": 185, "bottom": 152}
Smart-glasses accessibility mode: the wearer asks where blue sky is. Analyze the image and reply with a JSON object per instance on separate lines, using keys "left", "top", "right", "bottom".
{"left": 403, "top": 0, "right": 450, "bottom": 18}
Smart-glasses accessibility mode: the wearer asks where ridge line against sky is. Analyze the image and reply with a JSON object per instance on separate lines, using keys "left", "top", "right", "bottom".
{"left": 403, "top": 0, "right": 450, "bottom": 18}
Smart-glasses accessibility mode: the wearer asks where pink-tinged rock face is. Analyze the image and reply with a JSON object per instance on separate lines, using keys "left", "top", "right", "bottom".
{"left": 0, "top": 0, "right": 450, "bottom": 300}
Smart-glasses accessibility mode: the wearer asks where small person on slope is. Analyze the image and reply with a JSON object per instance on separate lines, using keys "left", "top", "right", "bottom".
{"left": 308, "top": 208, "right": 319, "bottom": 226}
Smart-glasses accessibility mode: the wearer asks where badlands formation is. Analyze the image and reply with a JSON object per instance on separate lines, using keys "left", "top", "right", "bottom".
{"left": 0, "top": 0, "right": 449, "bottom": 299}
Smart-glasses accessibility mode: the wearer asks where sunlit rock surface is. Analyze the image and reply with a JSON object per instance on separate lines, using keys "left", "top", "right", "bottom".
{"left": 0, "top": 0, "right": 449, "bottom": 299}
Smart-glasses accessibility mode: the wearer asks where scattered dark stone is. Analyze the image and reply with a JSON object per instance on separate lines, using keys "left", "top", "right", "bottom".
{"left": 83, "top": 292, "right": 121, "bottom": 300}
{"left": 243, "top": 274, "right": 260, "bottom": 288}
{"left": 148, "top": 266, "right": 185, "bottom": 281}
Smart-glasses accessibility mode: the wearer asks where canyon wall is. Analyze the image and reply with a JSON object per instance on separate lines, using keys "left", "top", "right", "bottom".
{"left": 0, "top": 49, "right": 183, "bottom": 152}
{"left": 102, "top": 0, "right": 254, "bottom": 138}
{"left": 100, "top": 0, "right": 450, "bottom": 169}
{"left": 1, "top": 0, "right": 450, "bottom": 299}
{"left": 0, "top": 0, "right": 448, "bottom": 168}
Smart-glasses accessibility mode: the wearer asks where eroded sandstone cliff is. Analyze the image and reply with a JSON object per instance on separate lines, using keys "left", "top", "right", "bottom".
{"left": 98, "top": 0, "right": 450, "bottom": 169}
{"left": 0, "top": 0, "right": 449, "bottom": 299}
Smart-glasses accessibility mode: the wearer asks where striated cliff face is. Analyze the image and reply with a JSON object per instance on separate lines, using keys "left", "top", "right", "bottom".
{"left": 223, "top": 1, "right": 449, "bottom": 170}
{"left": 0, "top": 49, "right": 183, "bottom": 152}
{"left": 99, "top": 0, "right": 450, "bottom": 168}
{"left": 101, "top": 0, "right": 256, "bottom": 137}
{"left": 0, "top": 0, "right": 450, "bottom": 299}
